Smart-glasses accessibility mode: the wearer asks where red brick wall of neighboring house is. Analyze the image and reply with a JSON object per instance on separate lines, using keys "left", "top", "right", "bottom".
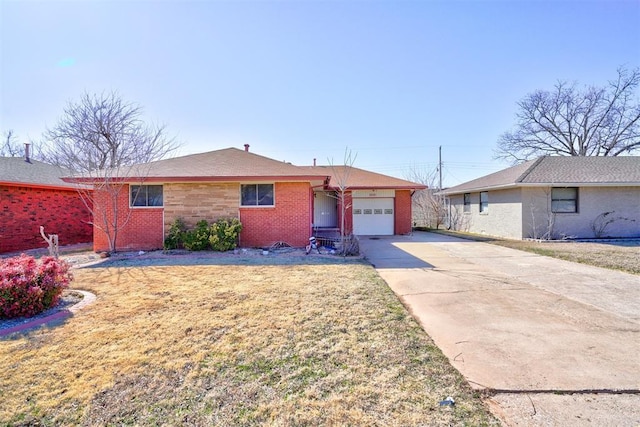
{"left": 92, "top": 184, "right": 164, "bottom": 252}
{"left": 394, "top": 190, "right": 413, "bottom": 235}
{"left": 239, "top": 182, "right": 312, "bottom": 248}
{"left": 0, "top": 185, "right": 93, "bottom": 254}
{"left": 337, "top": 191, "right": 353, "bottom": 235}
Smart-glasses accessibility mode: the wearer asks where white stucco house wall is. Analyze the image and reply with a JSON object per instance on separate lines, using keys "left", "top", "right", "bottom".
{"left": 439, "top": 156, "right": 640, "bottom": 240}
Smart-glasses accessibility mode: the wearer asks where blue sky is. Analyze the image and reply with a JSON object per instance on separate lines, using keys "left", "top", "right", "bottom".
{"left": 1, "top": 0, "right": 638, "bottom": 186}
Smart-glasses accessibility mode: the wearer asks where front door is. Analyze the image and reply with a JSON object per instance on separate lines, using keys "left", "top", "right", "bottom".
{"left": 313, "top": 191, "right": 337, "bottom": 228}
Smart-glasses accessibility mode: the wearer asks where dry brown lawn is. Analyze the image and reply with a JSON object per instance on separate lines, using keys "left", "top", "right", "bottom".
{"left": 491, "top": 240, "right": 640, "bottom": 274}
{"left": 429, "top": 230, "right": 640, "bottom": 275}
{"left": 0, "top": 258, "right": 498, "bottom": 426}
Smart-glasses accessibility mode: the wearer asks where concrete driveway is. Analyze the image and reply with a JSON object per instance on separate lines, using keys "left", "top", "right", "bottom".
{"left": 359, "top": 232, "right": 640, "bottom": 426}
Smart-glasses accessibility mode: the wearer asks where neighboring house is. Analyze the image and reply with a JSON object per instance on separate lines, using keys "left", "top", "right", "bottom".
{"left": 65, "top": 146, "right": 426, "bottom": 252}
{"left": 439, "top": 156, "right": 640, "bottom": 240}
{"left": 0, "top": 152, "right": 93, "bottom": 254}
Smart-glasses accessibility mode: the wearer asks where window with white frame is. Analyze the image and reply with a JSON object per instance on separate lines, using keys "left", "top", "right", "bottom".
{"left": 130, "top": 185, "right": 163, "bottom": 207}
{"left": 241, "top": 184, "right": 274, "bottom": 206}
{"left": 551, "top": 187, "right": 578, "bottom": 213}
{"left": 463, "top": 193, "right": 471, "bottom": 213}
{"left": 479, "top": 191, "right": 489, "bottom": 213}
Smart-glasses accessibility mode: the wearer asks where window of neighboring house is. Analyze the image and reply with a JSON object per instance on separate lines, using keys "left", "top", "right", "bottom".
{"left": 241, "top": 183, "right": 274, "bottom": 206}
{"left": 479, "top": 191, "right": 489, "bottom": 213}
{"left": 130, "top": 185, "right": 163, "bottom": 207}
{"left": 551, "top": 187, "right": 578, "bottom": 213}
{"left": 463, "top": 193, "right": 471, "bottom": 213}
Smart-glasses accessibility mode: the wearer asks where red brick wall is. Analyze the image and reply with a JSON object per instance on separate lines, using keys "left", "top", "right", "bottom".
{"left": 337, "top": 191, "right": 353, "bottom": 235}
{"left": 93, "top": 184, "right": 164, "bottom": 252}
{"left": 93, "top": 181, "right": 315, "bottom": 251}
{"left": 394, "top": 190, "right": 413, "bottom": 234}
{"left": 239, "top": 182, "right": 311, "bottom": 248}
{"left": 0, "top": 185, "right": 93, "bottom": 254}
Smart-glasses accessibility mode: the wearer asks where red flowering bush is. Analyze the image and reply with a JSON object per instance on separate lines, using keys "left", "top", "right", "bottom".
{"left": 0, "top": 254, "right": 73, "bottom": 319}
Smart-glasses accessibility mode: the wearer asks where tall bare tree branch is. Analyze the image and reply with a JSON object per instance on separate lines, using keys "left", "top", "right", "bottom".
{"left": 42, "top": 91, "right": 179, "bottom": 172}
{"left": 328, "top": 148, "right": 357, "bottom": 256}
{"left": 405, "top": 166, "right": 445, "bottom": 229}
{"left": 495, "top": 66, "right": 640, "bottom": 162}
{"left": 44, "top": 91, "right": 179, "bottom": 252}
{"left": 1, "top": 130, "right": 21, "bottom": 157}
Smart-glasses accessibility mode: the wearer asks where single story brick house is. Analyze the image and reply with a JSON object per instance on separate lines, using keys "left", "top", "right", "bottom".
{"left": 439, "top": 156, "right": 640, "bottom": 240}
{"left": 65, "top": 146, "right": 426, "bottom": 252}
{"left": 0, "top": 153, "right": 93, "bottom": 254}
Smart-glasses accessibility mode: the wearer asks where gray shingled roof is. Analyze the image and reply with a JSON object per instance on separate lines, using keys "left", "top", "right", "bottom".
{"left": 143, "top": 148, "right": 324, "bottom": 179}
{"left": 65, "top": 148, "right": 426, "bottom": 190}
{"left": 0, "top": 157, "right": 76, "bottom": 189}
{"left": 66, "top": 148, "right": 329, "bottom": 182}
{"left": 441, "top": 156, "right": 640, "bottom": 195}
{"left": 299, "top": 165, "right": 427, "bottom": 190}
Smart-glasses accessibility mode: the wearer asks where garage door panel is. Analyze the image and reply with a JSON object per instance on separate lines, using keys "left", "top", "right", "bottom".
{"left": 353, "top": 198, "right": 394, "bottom": 235}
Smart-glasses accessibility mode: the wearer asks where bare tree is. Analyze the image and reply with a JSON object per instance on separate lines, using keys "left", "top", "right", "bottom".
{"left": 448, "top": 203, "right": 469, "bottom": 232}
{"left": 43, "top": 91, "right": 178, "bottom": 172}
{"left": 405, "top": 166, "right": 444, "bottom": 229}
{"left": 496, "top": 67, "right": 640, "bottom": 162}
{"left": 70, "top": 165, "right": 151, "bottom": 253}
{"left": 1, "top": 130, "right": 21, "bottom": 157}
{"left": 328, "top": 148, "right": 358, "bottom": 256}
{"left": 46, "top": 91, "right": 179, "bottom": 252}
{"left": 527, "top": 187, "right": 556, "bottom": 240}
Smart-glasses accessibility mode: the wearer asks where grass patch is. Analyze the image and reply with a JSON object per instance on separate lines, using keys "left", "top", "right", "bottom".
{"left": 428, "top": 229, "right": 640, "bottom": 275}
{"left": 0, "top": 263, "right": 498, "bottom": 425}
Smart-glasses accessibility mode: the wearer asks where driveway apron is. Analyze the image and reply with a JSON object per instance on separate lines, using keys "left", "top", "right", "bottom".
{"left": 359, "top": 232, "right": 640, "bottom": 426}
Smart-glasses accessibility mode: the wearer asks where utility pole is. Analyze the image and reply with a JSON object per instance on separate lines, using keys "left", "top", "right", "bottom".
{"left": 438, "top": 145, "right": 443, "bottom": 190}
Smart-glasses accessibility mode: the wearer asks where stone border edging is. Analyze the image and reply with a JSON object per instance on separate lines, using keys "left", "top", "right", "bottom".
{"left": 0, "top": 290, "right": 96, "bottom": 337}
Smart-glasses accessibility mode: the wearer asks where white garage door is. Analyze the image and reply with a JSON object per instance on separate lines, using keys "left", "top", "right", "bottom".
{"left": 353, "top": 198, "right": 394, "bottom": 235}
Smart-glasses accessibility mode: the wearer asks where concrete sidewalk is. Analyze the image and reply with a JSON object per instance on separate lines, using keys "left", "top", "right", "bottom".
{"left": 359, "top": 232, "right": 640, "bottom": 426}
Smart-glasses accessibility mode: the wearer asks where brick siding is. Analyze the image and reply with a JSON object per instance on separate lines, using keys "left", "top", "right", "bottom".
{"left": 0, "top": 185, "right": 93, "bottom": 254}
{"left": 394, "top": 190, "right": 412, "bottom": 234}
{"left": 239, "top": 182, "right": 311, "bottom": 248}
{"left": 93, "top": 184, "right": 164, "bottom": 252}
{"left": 93, "top": 182, "right": 312, "bottom": 251}
{"left": 91, "top": 182, "right": 413, "bottom": 251}
{"left": 337, "top": 191, "right": 353, "bottom": 235}
{"left": 163, "top": 183, "right": 239, "bottom": 230}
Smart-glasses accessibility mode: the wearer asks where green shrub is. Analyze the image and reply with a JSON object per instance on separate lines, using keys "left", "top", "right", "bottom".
{"left": 182, "top": 220, "right": 211, "bottom": 251}
{"left": 164, "top": 217, "right": 187, "bottom": 250}
{"left": 209, "top": 218, "right": 243, "bottom": 251}
{"left": 0, "top": 255, "right": 72, "bottom": 319}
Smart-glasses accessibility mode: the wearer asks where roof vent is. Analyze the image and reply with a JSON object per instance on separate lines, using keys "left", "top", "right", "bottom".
{"left": 24, "top": 143, "right": 31, "bottom": 163}
{"left": 244, "top": 144, "right": 250, "bottom": 152}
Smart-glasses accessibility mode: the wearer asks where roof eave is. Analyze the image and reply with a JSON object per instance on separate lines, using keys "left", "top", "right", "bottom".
{"left": 327, "top": 184, "right": 428, "bottom": 191}
{"left": 64, "top": 175, "right": 329, "bottom": 183}
{"left": 439, "top": 181, "right": 640, "bottom": 195}
{"left": 439, "top": 182, "right": 520, "bottom": 195}
{"left": 0, "top": 181, "right": 84, "bottom": 191}
{"left": 520, "top": 182, "right": 640, "bottom": 187}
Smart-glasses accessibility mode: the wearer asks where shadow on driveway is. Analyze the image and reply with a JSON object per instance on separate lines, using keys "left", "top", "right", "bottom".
{"left": 358, "top": 236, "right": 435, "bottom": 269}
